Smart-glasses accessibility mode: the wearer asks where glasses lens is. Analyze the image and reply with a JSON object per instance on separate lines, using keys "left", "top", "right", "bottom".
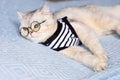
{"left": 33, "top": 23, "right": 40, "bottom": 32}
{"left": 31, "top": 21, "right": 40, "bottom": 32}
{"left": 20, "top": 27, "right": 29, "bottom": 37}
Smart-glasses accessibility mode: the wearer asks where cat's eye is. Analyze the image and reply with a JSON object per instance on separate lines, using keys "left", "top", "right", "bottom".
{"left": 31, "top": 20, "right": 46, "bottom": 32}
{"left": 20, "top": 27, "right": 29, "bottom": 37}
{"left": 33, "top": 24, "right": 40, "bottom": 32}
{"left": 34, "top": 24, "right": 39, "bottom": 28}
{"left": 31, "top": 21, "right": 40, "bottom": 32}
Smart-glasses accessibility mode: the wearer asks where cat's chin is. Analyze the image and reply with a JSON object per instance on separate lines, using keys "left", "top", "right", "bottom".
{"left": 30, "top": 37, "right": 46, "bottom": 44}
{"left": 30, "top": 39, "right": 41, "bottom": 43}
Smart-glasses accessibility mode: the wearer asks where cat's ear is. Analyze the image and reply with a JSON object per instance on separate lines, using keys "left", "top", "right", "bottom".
{"left": 17, "top": 10, "right": 25, "bottom": 19}
{"left": 41, "top": 2, "right": 51, "bottom": 14}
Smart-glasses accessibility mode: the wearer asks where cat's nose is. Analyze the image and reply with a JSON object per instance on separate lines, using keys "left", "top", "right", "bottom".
{"left": 30, "top": 31, "right": 33, "bottom": 34}
{"left": 29, "top": 30, "right": 34, "bottom": 34}
{"left": 28, "top": 28, "right": 33, "bottom": 34}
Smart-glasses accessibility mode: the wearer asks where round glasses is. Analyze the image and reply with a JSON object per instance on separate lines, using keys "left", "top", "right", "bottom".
{"left": 20, "top": 20, "right": 46, "bottom": 37}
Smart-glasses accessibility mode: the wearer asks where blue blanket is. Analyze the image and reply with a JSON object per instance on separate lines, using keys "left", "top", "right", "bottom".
{"left": 0, "top": 0, "right": 120, "bottom": 80}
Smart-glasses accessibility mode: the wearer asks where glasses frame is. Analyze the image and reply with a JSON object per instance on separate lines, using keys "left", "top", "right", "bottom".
{"left": 20, "top": 20, "right": 46, "bottom": 37}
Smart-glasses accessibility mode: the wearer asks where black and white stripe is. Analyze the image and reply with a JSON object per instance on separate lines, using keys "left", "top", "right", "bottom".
{"left": 42, "top": 17, "right": 82, "bottom": 51}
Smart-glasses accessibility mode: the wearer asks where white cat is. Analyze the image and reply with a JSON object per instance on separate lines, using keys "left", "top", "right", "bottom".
{"left": 17, "top": 3, "right": 120, "bottom": 71}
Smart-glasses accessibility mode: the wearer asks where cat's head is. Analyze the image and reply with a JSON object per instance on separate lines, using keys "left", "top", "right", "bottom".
{"left": 17, "top": 3, "right": 57, "bottom": 43}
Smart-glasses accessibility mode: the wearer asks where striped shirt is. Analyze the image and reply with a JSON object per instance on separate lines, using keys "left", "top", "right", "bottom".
{"left": 42, "top": 17, "right": 82, "bottom": 51}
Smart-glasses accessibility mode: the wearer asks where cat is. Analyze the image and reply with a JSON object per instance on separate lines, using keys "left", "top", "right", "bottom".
{"left": 17, "top": 2, "right": 120, "bottom": 72}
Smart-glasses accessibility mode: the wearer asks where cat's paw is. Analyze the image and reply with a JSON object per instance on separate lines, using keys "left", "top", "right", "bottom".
{"left": 93, "top": 55, "right": 108, "bottom": 72}
{"left": 93, "top": 60, "right": 108, "bottom": 72}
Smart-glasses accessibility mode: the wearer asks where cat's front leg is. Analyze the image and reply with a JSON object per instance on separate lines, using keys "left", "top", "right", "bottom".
{"left": 59, "top": 46, "right": 107, "bottom": 71}
{"left": 70, "top": 22, "right": 108, "bottom": 71}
